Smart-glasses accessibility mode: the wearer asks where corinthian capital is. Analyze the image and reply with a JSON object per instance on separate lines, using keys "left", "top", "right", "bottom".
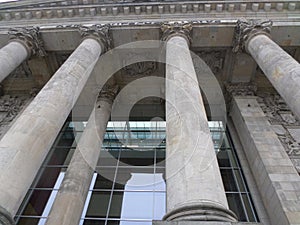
{"left": 79, "top": 24, "right": 111, "bottom": 52}
{"left": 8, "top": 27, "right": 46, "bottom": 57}
{"left": 233, "top": 19, "right": 272, "bottom": 53}
{"left": 161, "top": 22, "right": 192, "bottom": 45}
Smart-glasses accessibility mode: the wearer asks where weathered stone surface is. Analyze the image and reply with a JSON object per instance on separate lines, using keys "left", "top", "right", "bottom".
{"left": 164, "top": 34, "right": 236, "bottom": 221}
{"left": 0, "top": 42, "right": 28, "bottom": 83}
{"left": 45, "top": 87, "right": 115, "bottom": 225}
{"left": 247, "top": 34, "right": 300, "bottom": 121}
{"left": 230, "top": 96, "right": 300, "bottom": 225}
{"left": 0, "top": 38, "right": 102, "bottom": 222}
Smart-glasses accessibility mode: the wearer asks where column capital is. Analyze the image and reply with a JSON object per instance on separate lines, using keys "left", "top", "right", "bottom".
{"left": 79, "top": 24, "right": 111, "bottom": 52}
{"left": 225, "top": 82, "right": 257, "bottom": 97}
{"left": 161, "top": 22, "right": 192, "bottom": 45}
{"left": 8, "top": 27, "right": 46, "bottom": 57}
{"left": 233, "top": 19, "right": 272, "bottom": 53}
{"left": 97, "top": 84, "right": 119, "bottom": 104}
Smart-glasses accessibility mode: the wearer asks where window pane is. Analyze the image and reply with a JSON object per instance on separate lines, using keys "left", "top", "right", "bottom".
{"left": 22, "top": 190, "right": 54, "bottom": 216}
{"left": 226, "top": 193, "right": 247, "bottom": 221}
{"left": 109, "top": 191, "right": 154, "bottom": 219}
{"left": 46, "top": 147, "right": 74, "bottom": 166}
{"left": 217, "top": 150, "right": 231, "bottom": 167}
{"left": 153, "top": 192, "right": 166, "bottom": 220}
{"left": 119, "top": 150, "right": 154, "bottom": 166}
{"left": 97, "top": 150, "right": 120, "bottom": 167}
{"left": 115, "top": 167, "right": 155, "bottom": 191}
{"left": 220, "top": 169, "right": 238, "bottom": 191}
{"left": 36, "top": 168, "right": 66, "bottom": 188}
{"left": 93, "top": 169, "right": 115, "bottom": 190}
{"left": 242, "top": 194, "right": 257, "bottom": 222}
{"left": 82, "top": 219, "right": 105, "bottom": 225}
{"left": 85, "top": 191, "right": 110, "bottom": 218}
{"left": 234, "top": 169, "right": 246, "bottom": 192}
{"left": 17, "top": 217, "right": 47, "bottom": 225}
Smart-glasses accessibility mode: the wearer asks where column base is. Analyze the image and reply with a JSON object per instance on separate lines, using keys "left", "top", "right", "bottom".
{"left": 163, "top": 203, "right": 237, "bottom": 222}
{"left": 0, "top": 206, "right": 14, "bottom": 225}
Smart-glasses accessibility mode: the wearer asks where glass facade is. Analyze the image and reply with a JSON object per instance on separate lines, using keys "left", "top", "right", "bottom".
{"left": 15, "top": 120, "right": 258, "bottom": 225}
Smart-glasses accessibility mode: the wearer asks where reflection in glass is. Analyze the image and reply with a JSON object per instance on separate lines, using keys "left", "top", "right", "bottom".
{"left": 118, "top": 173, "right": 166, "bottom": 221}
{"left": 226, "top": 193, "right": 247, "bottom": 221}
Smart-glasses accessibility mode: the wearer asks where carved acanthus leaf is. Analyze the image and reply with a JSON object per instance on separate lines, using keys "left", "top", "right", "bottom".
{"left": 161, "top": 21, "right": 192, "bottom": 44}
{"left": 233, "top": 19, "right": 272, "bottom": 53}
{"left": 9, "top": 27, "right": 46, "bottom": 57}
{"left": 79, "top": 24, "right": 111, "bottom": 51}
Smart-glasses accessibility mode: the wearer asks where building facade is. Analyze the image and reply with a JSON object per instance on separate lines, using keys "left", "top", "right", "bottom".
{"left": 0, "top": 1, "right": 299, "bottom": 225}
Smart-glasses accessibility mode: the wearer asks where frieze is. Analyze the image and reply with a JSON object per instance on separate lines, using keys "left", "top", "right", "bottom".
{"left": 9, "top": 62, "right": 32, "bottom": 79}
{"left": 257, "top": 92, "right": 300, "bottom": 158}
{"left": 123, "top": 62, "right": 157, "bottom": 77}
{"left": 122, "top": 52, "right": 157, "bottom": 77}
{"left": 0, "top": 95, "right": 30, "bottom": 138}
{"left": 257, "top": 93, "right": 299, "bottom": 126}
{"left": 225, "top": 82, "right": 257, "bottom": 97}
{"left": 196, "top": 50, "right": 226, "bottom": 75}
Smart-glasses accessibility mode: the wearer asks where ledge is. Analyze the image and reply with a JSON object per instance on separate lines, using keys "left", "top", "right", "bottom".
{"left": 0, "top": 1, "right": 299, "bottom": 26}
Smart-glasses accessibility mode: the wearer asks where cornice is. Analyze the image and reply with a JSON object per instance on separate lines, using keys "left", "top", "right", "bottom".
{"left": 0, "top": 1, "right": 298, "bottom": 25}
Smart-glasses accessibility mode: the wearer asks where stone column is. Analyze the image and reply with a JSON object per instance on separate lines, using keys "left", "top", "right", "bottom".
{"left": 45, "top": 84, "right": 118, "bottom": 225}
{"left": 162, "top": 23, "right": 236, "bottom": 222}
{"left": 0, "top": 25, "right": 110, "bottom": 225}
{"left": 0, "top": 27, "right": 45, "bottom": 83}
{"left": 234, "top": 19, "right": 300, "bottom": 120}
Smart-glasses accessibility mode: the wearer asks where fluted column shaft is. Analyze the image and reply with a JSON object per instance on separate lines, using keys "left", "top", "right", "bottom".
{"left": 246, "top": 34, "right": 300, "bottom": 120}
{"left": 0, "top": 38, "right": 102, "bottom": 225}
{"left": 164, "top": 33, "right": 236, "bottom": 221}
{"left": 45, "top": 87, "right": 116, "bottom": 225}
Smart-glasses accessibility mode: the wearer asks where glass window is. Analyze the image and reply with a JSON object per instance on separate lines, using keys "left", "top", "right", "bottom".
{"left": 17, "top": 120, "right": 258, "bottom": 224}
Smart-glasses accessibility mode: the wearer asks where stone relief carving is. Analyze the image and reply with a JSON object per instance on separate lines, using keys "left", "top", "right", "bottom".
{"left": 196, "top": 50, "right": 226, "bottom": 74}
{"left": 9, "top": 27, "right": 46, "bottom": 57}
{"left": 233, "top": 19, "right": 272, "bottom": 53}
{"left": 290, "top": 158, "right": 300, "bottom": 173}
{"left": 9, "top": 61, "right": 32, "bottom": 78}
{"left": 122, "top": 52, "right": 157, "bottom": 76}
{"left": 225, "top": 82, "right": 257, "bottom": 96}
{"left": 55, "top": 53, "right": 71, "bottom": 67}
{"left": 123, "top": 62, "right": 157, "bottom": 76}
{"left": 0, "top": 95, "right": 30, "bottom": 138}
{"left": 257, "top": 93, "right": 300, "bottom": 157}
